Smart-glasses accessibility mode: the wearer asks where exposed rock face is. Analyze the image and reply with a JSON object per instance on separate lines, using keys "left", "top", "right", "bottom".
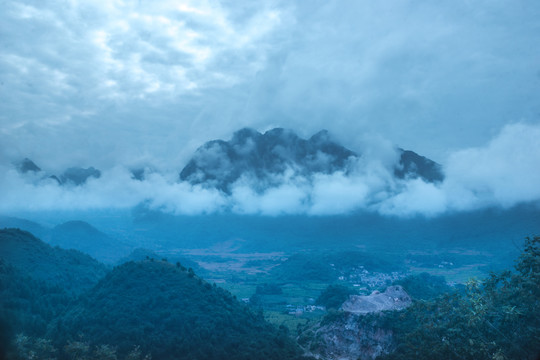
{"left": 301, "top": 286, "right": 412, "bottom": 360}
{"left": 60, "top": 166, "right": 101, "bottom": 185}
{"left": 179, "top": 128, "right": 445, "bottom": 193}
{"left": 11, "top": 158, "right": 102, "bottom": 186}
{"left": 15, "top": 158, "right": 41, "bottom": 173}
{"left": 301, "top": 312, "right": 394, "bottom": 360}
{"left": 180, "top": 128, "right": 357, "bottom": 192}
{"left": 341, "top": 285, "right": 412, "bottom": 314}
{"left": 395, "top": 149, "right": 444, "bottom": 182}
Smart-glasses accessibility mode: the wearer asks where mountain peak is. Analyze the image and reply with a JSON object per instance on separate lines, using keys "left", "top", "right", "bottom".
{"left": 231, "top": 127, "right": 261, "bottom": 144}
{"left": 179, "top": 128, "right": 444, "bottom": 192}
{"left": 15, "top": 158, "right": 41, "bottom": 173}
{"left": 395, "top": 149, "right": 444, "bottom": 182}
{"left": 179, "top": 128, "right": 357, "bottom": 192}
{"left": 309, "top": 129, "right": 331, "bottom": 143}
{"left": 60, "top": 166, "right": 101, "bottom": 185}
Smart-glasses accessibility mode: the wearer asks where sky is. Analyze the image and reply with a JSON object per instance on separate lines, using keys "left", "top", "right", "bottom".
{"left": 1, "top": 0, "right": 540, "bottom": 217}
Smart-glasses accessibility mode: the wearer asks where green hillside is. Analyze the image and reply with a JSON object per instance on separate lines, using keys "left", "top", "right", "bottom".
{"left": 51, "top": 260, "right": 307, "bottom": 360}
{"left": 0, "top": 259, "right": 71, "bottom": 338}
{"left": 0, "top": 228, "right": 107, "bottom": 294}
{"left": 51, "top": 220, "right": 130, "bottom": 264}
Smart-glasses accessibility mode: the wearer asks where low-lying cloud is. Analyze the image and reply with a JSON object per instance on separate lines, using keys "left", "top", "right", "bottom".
{"left": 2, "top": 123, "right": 539, "bottom": 217}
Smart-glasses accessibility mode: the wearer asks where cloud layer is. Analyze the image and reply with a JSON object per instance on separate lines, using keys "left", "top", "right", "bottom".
{"left": 2, "top": 123, "right": 539, "bottom": 217}
{"left": 1, "top": 0, "right": 540, "bottom": 171}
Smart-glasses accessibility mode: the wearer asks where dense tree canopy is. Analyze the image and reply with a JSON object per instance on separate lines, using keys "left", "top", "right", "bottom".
{"left": 379, "top": 236, "right": 540, "bottom": 360}
{"left": 316, "top": 285, "right": 352, "bottom": 310}
{"left": 50, "top": 260, "right": 307, "bottom": 360}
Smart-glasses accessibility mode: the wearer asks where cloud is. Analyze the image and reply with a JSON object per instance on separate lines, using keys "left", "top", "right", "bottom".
{"left": 308, "top": 172, "right": 371, "bottom": 215}
{"left": 0, "top": 0, "right": 287, "bottom": 170}
{"left": 0, "top": 122, "right": 534, "bottom": 216}
{"left": 231, "top": 180, "right": 309, "bottom": 216}
{"left": 443, "top": 123, "right": 540, "bottom": 210}
{"left": 378, "top": 123, "right": 540, "bottom": 216}
{"left": 378, "top": 179, "right": 447, "bottom": 217}
{"left": 1, "top": 0, "right": 540, "bottom": 173}
{"left": 4, "top": 123, "right": 540, "bottom": 217}
{"left": 0, "top": 165, "right": 226, "bottom": 214}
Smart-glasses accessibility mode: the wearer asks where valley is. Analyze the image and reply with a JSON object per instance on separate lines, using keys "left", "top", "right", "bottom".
{"left": 1, "top": 207, "right": 539, "bottom": 359}
{"left": 1, "top": 129, "right": 539, "bottom": 359}
{"left": 3, "top": 0, "right": 540, "bottom": 356}
{"left": 2, "top": 205, "right": 537, "bottom": 339}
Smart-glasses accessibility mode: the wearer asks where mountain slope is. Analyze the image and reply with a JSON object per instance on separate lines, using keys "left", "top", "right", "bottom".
{"left": 51, "top": 220, "right": 129, "bottom": 263}
{"left": 14, "top": 158, "right": 41, "bottom": 173}
{"left": 52, "top": 260, "right": 306, "bottom": 360}
{"left": 0, "top": 216, "right": 51, "bottom": 241}
{"left": 59, "top": 166, "right": 101, "bottom": 185}
{"left": 179, "top": 128, "right": 443, "bottom": 192}
{"left": 0, "top": 259, "right": 72, "bottom": 339}
{"left": 180, "top": 128, "right": 356, "bottom": 192}
{"left": 0, "top": 228, "right": 107, "bottom": 294}
{"left": 117, "top": 247, "right": 202, "bottom": 272}
{"left": 395, "top": 149, "right": 444, "bottom": 182}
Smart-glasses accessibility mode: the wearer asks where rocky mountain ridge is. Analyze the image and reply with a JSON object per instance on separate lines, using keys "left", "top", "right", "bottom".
{"left": 341, "top": 286, "right": 412, "bottom": 314}
{"left": 299, "top": 286, "right": 412, "bottom": 360}
{"left": 13, "top": 158, "right": 101, "bottom": 186}
{"left": 180, "top": 128, "right": 444, "bottom": 192}
{"left": 12, "top": 128, "right": 444, "bottom": 193}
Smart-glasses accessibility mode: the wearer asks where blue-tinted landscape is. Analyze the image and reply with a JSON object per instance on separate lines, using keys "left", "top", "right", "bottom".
{"left": 1, "top": 1, "right": 540, "bottom": 359}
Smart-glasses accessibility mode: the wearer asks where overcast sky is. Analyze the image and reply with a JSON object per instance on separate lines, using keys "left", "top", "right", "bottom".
{"left": 2, "top": 0, "right": 539, "bottom": 169}
{"left": 1, "top": 0, "right": 540, "bottom": 216}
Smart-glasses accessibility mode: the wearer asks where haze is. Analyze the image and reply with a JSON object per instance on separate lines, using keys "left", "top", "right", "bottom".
{"left": 1, "top": 0, "right": 540, "bottom": 216}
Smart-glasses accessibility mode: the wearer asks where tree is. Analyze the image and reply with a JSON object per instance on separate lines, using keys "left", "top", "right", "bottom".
{"left": 316, "top": 285, "right": 352, "bottom": 310}
{"left": 380, "top": 236, "right": 540, "bottom": 360}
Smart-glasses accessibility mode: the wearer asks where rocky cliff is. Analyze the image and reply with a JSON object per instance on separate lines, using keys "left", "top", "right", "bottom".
{"left": 299, "top": 286, "right": 412, "bottom": 360}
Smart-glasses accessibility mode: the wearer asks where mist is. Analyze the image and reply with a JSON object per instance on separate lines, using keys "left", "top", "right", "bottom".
{"left": 2, "top": 123, "right": 539, "bottom": 217}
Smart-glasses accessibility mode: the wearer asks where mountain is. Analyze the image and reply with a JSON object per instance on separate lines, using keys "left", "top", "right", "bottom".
{"left": 117, "top": 247, "right": 163, "bottom": 263}
{"left": 14, "top": 158, "right": 41, "bottom": 174}
{"left": 0, "top": 228, "right": 107, "bottom": 294}
{"left": 179, "top": 128, "right": 444, "bottom": 192}
{"left": 59, "top": 166, "right": 101, "bottom": 185}
{"left": 180, "top": 128, "right": 356, "bottom": 192}
{"left": 299, "top": 311, "right": 394, "bottom": 360}
{"left": 117, "top": 247, "right": 202, "bottom": 273}
{"left": 11, "top": 158, "right": 101, "bottom": 186}
{"left": 0, "top": 216, "right": 50, "bottom": 241}
{"left": 51, "top": 260, "right": 307, "bottom": 360}
{"left": 51, "top": 220, "right": 129, "bottom": 263}
{"left": 0, "top": 218, "right": 129, "bottom": 264}
{"left": 0, "top": 259, "right": 72, "bottom": 341}
{"left": 299, "top": 286, "right": 412, "bottom": 360}
{"left": 395, "top": 149, "right": 444, "bottom": 182}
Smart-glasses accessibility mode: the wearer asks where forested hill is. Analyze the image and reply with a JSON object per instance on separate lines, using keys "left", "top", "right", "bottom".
{"left": 50, "top": 260, "right": 306, "bottom": 360}
{"left": 0, "top": 228, "right": 309, "bottom": 360}
{"left": 0, "top": 228, "right": 107, "bottom": 293}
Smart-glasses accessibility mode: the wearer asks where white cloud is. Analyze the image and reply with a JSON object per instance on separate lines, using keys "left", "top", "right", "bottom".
{"left": 2, "top": 123, "right": 539, "bottom": 217}
{"left": 231, "top": 181, "right": 308, "bottom": 215}
{"left": 443, "top": 123, "right": 540, "bottom": 209}
{"left": 1, "top": 0, "right": 540, "bottom": 199}
{"left": 378, "top": 179, "right": 447, "bottom": 217}
{"left": 308, "top": 172, "right": 370, "bottom": 215}
{"left": 378, "top": 123, "right": 540, "bottom": 216}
